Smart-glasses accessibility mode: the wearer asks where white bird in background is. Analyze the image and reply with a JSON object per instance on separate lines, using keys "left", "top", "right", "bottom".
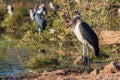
{"left": 118, "top": 8, "right": 120, "bottom": 14}
{"left": 29, "top": 8, "right": 35, "bottom": 21}
{"left": 7, "top": 4, "right": 14, "bottom": 16}
{"left": 49, "top": 28, "right": 56, "bottom": 34}
{"left": 49, "top": 1, "right": 60, "bottom": 11}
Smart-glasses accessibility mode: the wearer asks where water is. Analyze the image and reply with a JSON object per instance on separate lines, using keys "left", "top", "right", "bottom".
{"left": 0, "top": 47, "right": 29, "bottom": 78}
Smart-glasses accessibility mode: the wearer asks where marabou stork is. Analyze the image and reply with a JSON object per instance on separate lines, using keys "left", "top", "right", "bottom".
{"left": 67, "top": 13, "right": 100, "bottom": 70}
{"left": 34, "top": 4, "right": 47, "bottom": 34}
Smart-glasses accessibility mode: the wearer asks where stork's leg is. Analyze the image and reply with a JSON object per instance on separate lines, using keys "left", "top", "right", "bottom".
{"left": 38, "top": 23, "right": 42, "bottom": 35}
{"left": 82, "top": 43, "right": 86, "bottom": 70}
{"left": 86, "top": 44, "right": 91, "bottom": 70}
{"left": 38, "top": 28, "right": 41, "bottom": 35}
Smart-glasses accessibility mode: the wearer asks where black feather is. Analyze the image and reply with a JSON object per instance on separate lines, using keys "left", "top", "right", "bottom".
{"left": 80, "top": 22, "right": 99, "bottom": 56}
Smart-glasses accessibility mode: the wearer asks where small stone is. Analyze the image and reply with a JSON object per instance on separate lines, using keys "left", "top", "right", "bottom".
{"left": 57, "top": 77, "right": 63, "bottom": 80}
{"left": 90, "top": 69, "right": 99, "bottom": 75}
{"left": 104, "top": 60, "right": 120, "bottom": 73}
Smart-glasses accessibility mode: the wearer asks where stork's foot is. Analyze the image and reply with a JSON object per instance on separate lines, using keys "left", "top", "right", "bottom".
{"left": 87, "top": 67, "right": 93, "bottom": 73}
{"left": 82, "top": 55, "right": 88, "bottom": 62}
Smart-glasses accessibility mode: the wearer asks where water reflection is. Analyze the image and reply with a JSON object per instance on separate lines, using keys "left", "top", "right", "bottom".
{"left": 0, "top": 47, "right": 29, "bottom": 78}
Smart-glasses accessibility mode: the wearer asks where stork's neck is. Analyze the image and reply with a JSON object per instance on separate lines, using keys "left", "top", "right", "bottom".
{"left": 75, "top": 21, "right": 81, "bottom": 27}
{"left": 79, "top": 15, "right": 84, "bottom": 23}
{"left": 74, "top": 18, "right": 84, "bottom": 28}
{"left": 76, "top": 18, "right": 83, "bottom": 25}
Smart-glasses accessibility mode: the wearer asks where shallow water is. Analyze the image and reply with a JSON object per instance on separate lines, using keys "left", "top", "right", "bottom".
{"left": 0, "top": 47, "right": 29, "bottom": 78}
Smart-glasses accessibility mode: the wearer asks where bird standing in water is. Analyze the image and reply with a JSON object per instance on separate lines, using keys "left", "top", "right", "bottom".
{"left": 67, "top": 12, "right": 99, "bottom": 70}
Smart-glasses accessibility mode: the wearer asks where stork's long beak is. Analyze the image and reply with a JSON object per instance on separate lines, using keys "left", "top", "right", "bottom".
{"left": 66, "top": 21, "right": 74, "bottom": 28}
{"left": 68, "top": 22, "right": 73, "bottom": 26}
{"left": 66, "top": 16, "right": 79, "bottom": 28}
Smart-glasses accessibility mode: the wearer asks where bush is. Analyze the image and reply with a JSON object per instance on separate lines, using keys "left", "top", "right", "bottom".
{"left": 0, "top": 4, "right": 6, "bottom": 23}
{"left": 1, "top": 4, "right": 30, "bottom": 38}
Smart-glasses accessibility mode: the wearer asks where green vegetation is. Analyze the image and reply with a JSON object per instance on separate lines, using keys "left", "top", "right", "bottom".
{"left": 0, "top": 0, "right": 120, "bottom": 72}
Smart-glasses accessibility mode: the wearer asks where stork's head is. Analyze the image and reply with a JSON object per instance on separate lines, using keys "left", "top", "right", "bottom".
{"left": 67, "top": 15, "right": 83, "bottom": 27}
{"left": 73, "top": 15, "right": 81, "bottom": 24}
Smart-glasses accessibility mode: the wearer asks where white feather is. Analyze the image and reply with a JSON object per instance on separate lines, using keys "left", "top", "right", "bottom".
{"left": 73, "top": 21, "right": 93, "bottom": 49}
{"left": 7, "top": 5, "right": 13, "bottom": 16}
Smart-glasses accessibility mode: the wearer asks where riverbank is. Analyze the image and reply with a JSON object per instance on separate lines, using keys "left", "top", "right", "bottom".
{"left": 23, "top": 60, "right": 120, "bottom": 80}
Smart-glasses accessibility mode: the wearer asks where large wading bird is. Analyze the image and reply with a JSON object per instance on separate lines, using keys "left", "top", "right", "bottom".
{"left": 67, "top": 13, "right": 100, "bottom": 70}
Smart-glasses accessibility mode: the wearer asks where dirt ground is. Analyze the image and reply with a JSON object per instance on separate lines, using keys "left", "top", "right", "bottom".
{"left": 23, "top": 60, "right": 120, "bottom": 80}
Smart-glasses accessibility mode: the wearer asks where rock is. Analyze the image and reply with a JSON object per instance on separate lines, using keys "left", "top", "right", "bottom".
{"left": 111, "top": 45, "right": 120, "bottom": 53}
{"left": 29, "top": 70, "right": 39, "bottom": 75}
{"left": 99, "top": 31, "right": 120, "bottom": 45}
{"left": 104, "top": 60, "right": 120, "bottom": 73}
{"left": 57, "top": 77, "right": 64, "bottom": 80}
{"left": 91, "top": 61, "right": 120, "bottom": 75}
{"left": 90, "top": 69, "right": 99, "bottom": 75}
{"left": 74, "top": 0, "right": 80, "bottom": 4}
{"left": 41, "top": 70, "right": 65, "bottom": 75}
{"left": 96, "top": 76, "right": 101, "bottom": 80}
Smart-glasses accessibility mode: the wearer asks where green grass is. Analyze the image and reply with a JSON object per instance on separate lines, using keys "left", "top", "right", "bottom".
{"left": 0, "top": 0, "right": 120, "bottom": 72}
